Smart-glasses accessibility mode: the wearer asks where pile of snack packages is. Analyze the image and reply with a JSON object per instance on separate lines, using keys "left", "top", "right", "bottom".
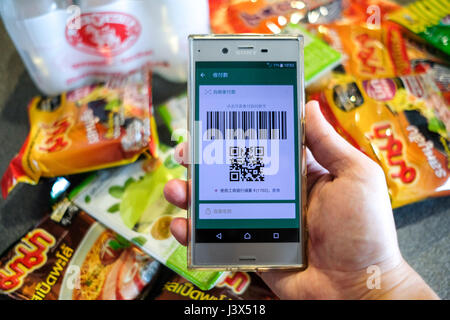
{"left": 1, "top": 0, "right": 449, "bottom": 300}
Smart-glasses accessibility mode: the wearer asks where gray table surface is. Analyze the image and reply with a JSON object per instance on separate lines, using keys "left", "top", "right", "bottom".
{"left": 0, "top": 20, "right": 448, "bottom": 299}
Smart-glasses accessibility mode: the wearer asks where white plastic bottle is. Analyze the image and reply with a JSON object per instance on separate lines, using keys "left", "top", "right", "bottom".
{"left": 0, "top": 0, "right": 210, "bottom": 95}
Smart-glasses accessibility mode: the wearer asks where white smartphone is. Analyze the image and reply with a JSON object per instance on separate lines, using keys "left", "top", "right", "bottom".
{"left": 187, "top": 35, "right": 306, "bottom": 271}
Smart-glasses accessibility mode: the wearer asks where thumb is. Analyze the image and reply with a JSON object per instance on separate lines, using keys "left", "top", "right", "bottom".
{"left": 257, "top": 270, "right": 313, "bottom": 300}
{"left": 305, "top": 100, "right": 368, "bottom": 176}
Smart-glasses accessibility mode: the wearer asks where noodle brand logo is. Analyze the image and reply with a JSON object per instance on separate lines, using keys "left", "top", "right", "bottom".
{"left": 0, "top": 229, "right": 56, "bottom": 293}
{"left": 369, "top": 122, "right": 417, "bottom": 184}
{"left": 217, "top": 272, "right": 251, "bottom": 294}
{"left": 66, "top": 12, "right": 141, "bottom": 57}
{"left": 354, "top": 32, "right": 386, "bottom": 76}
{"left": 38, "top": 117, "right": 73, "bottom": 153}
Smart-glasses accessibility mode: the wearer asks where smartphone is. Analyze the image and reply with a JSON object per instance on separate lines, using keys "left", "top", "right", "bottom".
{"left": 187, "top": 35, "right": 306, "bottom": 271}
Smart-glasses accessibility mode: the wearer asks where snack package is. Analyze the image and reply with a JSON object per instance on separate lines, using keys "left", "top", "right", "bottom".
{"left": 71, "top": 147, "right": 225, "bottom": 291}
{"left": 212, "top": 1, "right": 425, "bottom": 86}
{"left": 209, "top": 0, "right": 342, "bottom": 34}
{"left": 1, "top": 69, "right": 158, "bottom": 199}
{"left": 412, "top": 60, "right": 450, "bottom": 106}
{"left": 310, "top": 72, "right": 450, "bottom": 208}
{"left": 339, "top": 0, "right": 401, "bottom": 22}
{"left": 156, "top": 272, "right": 278, "bottom": 300}
{"left": 209, "top": 0, "right": 403, "bottom": 34}
{"left": 0, "top": 208, "right": 161, "bottom": 300}
{"left": 156, "top": 93, "right": 188, "bottom": 144}
{"left": 311, "top": 21, "right": 412, "bottom": 80}
{"left": 388, "top": 0, "right": 450, "bottom": 57}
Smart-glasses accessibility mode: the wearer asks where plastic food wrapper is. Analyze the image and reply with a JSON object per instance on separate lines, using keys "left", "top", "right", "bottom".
{"left": 0, "top": 0, "right": 210, "bottom": 94}
{"left": 405, "top": 37, "right": 450, "bottom": 68}
{"left": 209, "top": 0, "right": 344, "bottom": 34}
{"left": 388, "top": 0, "right": 450, "bottom": 57}
{"left": 0, "top": 208, "right": 161, "bottom": 300}
{"left": 156, "top": 272, "right": 278, "bottom": 300}
{"left": 412, "top": 60, "right": 450, "bottom": 106}
{"left": 310, "top": 21, "right": 412, "bottom": 80}
{"left": 310, "top": 72, "right": 450, "bottom": 208}
{"left": 338, "top": 0, "right": 401, "bottom": 23}
{"left": 209, "top": 0, "right": 403, "bottom": 34}
{"left": 71, "top": 146, "right": 225, "bottom": 291}
{"left": 1, "top": 69, "right": 158, "bottom": 199}
{"left": 156, "top": 93, "right": 188, "bottom": 144}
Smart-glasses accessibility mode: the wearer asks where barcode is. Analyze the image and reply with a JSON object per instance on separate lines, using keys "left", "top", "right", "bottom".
{"left": 206, "top": 111, "right": 287, "bottom": 140}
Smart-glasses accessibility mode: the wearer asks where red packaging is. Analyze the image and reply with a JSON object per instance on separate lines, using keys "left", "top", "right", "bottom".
{"left": 0, "top": 206, "right": 161, "bottom": 300}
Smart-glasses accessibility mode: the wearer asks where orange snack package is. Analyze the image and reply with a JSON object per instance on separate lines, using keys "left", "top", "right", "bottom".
{"left": 311, "top": 21, "right": 412, "bottom": 79}
{"left": 209, "top": 0, "right": 401, "bottom": 34}
{"left": 1, "top": 69, "right": 158, "bottom": 198}
{"left": 209, "top": 0, "right": 340, "bottom": 34}
{"left": 310, "top": 72, "right": 450, "bottom": 208}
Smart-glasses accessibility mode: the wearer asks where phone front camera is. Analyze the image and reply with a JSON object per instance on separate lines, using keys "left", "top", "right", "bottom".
{"left": 222, "top": 48, "right": 229, "bottom": 54}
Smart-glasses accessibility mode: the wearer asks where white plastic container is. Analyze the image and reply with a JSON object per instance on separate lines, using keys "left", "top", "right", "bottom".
{"left": 0, "top": 0, "right": 210, "bottom": 95}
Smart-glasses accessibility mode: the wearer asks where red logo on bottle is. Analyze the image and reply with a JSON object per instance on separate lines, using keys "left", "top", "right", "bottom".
{"left": 66, "top": 12, "right": 141, "bottom": 57}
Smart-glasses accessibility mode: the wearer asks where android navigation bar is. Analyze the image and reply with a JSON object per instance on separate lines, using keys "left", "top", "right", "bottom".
{"left": 196, "top": 228, "right": 299, "bottom": 243}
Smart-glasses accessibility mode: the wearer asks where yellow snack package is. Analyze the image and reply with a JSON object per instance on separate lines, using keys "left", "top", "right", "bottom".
{"left": 1, "top": 70, "right": 158, "bottom": 198}
{"left": 310, "top": 72, "right": 450, "bottom": 208}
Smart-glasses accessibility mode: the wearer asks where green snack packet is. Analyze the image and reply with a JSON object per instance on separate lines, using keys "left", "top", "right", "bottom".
{"left": 282, "top": 23, "right": 342, "bottom": 86}
{"left": 388, "top": 0, "right": 450, "bottom": 56}
{"left": 71, "top": 147, "right": 225, "bottom": 290}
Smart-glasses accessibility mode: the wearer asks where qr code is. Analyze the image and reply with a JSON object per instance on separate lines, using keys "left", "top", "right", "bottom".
{"left": 229, "top": 146, "right": 264, "bottom": 182}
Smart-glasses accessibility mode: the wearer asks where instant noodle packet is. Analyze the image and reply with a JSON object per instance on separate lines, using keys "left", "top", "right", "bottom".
{"left": 209, "top": 0, "right": 341, "bottom": 34}
{"left": 310, "top": 72, "right": 450, "bottom": 208}
{"left": 311, "top": 21, "right": 412, "bottom": 80}
{"left": 156, "top": 271, "right": 278, "bottom": 300}
{"left": 0, "top": 207, "right": 162, "bottom": 300}
{"left": 209, "top": 0, "right": 402, "bottom": 34}
{"left": 71, "top": 146, "right": 225, "bottom": 291}
{"left": 1, "top": 69, "right": 158, "bottom": 199}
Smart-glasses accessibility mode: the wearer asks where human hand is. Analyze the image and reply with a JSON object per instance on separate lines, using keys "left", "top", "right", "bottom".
{"left": 164, "top": 100, "right": 438, "bottom": 300}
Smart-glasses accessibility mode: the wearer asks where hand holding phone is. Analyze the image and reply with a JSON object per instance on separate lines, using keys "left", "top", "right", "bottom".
{"left": 165, "top": 101, "right": 439, "bottom": 300}
{"left": 187, "top": 35, "right": 306, "bottom": 270}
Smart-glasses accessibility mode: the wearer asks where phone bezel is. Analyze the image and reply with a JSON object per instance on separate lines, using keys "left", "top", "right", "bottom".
{"left": 187, "top": 34, "right": 306, "bottom": 271}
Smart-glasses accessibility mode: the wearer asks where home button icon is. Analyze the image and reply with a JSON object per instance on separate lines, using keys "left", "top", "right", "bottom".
{"left": 244, "top": 233, "right": 251, "bottom": 240}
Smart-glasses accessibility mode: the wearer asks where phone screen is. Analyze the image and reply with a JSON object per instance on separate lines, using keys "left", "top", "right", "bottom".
{"left": 194, "top": 61, "right": 300, "bottom": 243}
